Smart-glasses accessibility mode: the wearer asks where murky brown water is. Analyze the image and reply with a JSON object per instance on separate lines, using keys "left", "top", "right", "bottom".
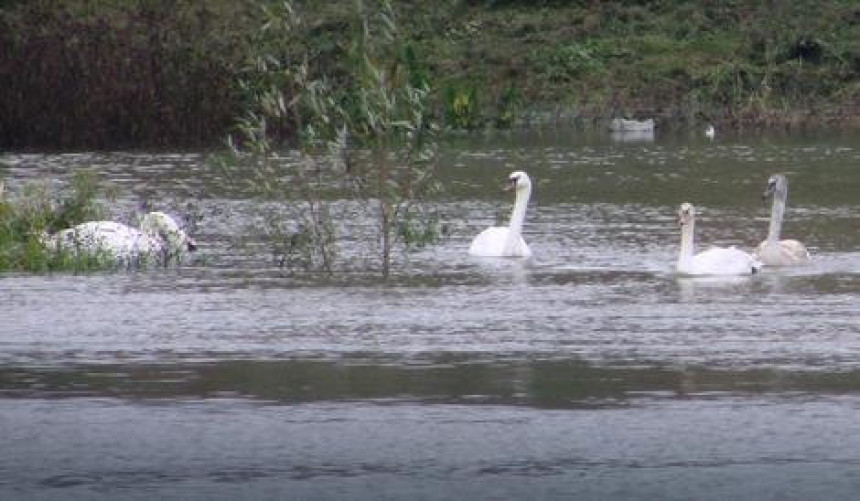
{"left": 3, "top": 127, "right": 860, "bottom": 500}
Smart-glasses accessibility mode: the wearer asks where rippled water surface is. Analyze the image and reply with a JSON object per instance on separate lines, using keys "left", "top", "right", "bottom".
{"left": 3, "top": 127, "right": 860, "bottom": 500}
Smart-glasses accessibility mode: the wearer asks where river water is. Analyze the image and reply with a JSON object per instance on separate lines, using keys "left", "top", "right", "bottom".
{"left": 2, "top": 127, "right": 860, "bottom": 500}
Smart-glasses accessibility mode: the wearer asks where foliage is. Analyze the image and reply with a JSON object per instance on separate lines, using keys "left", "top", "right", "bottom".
{"left": 2, "top": 0, "right": 860, "bottom": 149}
{"left": 0, "top": 171, "right": 117, "bottom": 272}
{"left": 222, "top": 0, "right": 444, "bottom": 278}
{"left": 0, "top": 1, "right": 248, "bottom": 149}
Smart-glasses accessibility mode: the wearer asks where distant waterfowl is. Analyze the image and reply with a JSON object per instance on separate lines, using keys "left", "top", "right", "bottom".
{"left": 48, "top": 211, "right": 197, "bottom": 265}
{"left": 754, "top": 174, "right": 810, "bottom": 266}
{"left": 675, "top": 203, "right": 760, "bottom": 276}
{"left": 705, "top": 124, "right": 715, "bottom": 140}
{"left": 469, "top": 171, "right": 532, "bottom": 258}
{"left": 609, "top": 118, "right": 655, "bottom": 132}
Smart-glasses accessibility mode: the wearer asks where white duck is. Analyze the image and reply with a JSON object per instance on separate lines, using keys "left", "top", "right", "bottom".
{"left": 49, "top": 211, "right": 197, "bottom": 265}
{"left": 754, "top": 174, "right": 810, "bottom": 266}
{"left": 469, "top": 171, "right": 532, "bottom": 258}
{"left": 675, "top": 203, "right": 760, "bottom": 276}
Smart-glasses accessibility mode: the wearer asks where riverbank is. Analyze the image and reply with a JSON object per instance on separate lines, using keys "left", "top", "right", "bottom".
{"left": 2, "top": 1, "right": 859, "bottom": 149}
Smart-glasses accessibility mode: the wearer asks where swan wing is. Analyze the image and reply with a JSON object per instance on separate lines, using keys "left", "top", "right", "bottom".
{"left": 683, "top": 246, "right": 759, "bottom": 276}
{"left": 469, "top": 226, "right": 531, "bottom": 258}
{"left": 55, "top": 221, "right": 158, "bottom": 260}
{"left": 755, "top": 239, "right": 810, "bottom": 266}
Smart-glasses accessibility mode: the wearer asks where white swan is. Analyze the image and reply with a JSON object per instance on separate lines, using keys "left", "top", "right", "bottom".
{"left": 705, "top": 124, "right": 715, "bottom": 140}
{"left": 48, "top": 211, "right": 197, "bottom": 265}
{"left": 469, "top": 171, "right": 532, "bottom": 258}
{"left": 675, "top": 203, "right": 760, "bottom": 276}
{"left": 609, "top": 118, "right": 655, "bottom": 132}
{"left": 754, "top": 174, "right": 810, "bottom": 266}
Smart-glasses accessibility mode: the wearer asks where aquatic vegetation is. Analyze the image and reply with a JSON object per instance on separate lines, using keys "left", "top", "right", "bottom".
{"left": 0, "top": 171, "right": 119, "bottom": 272}
{"left": 222, "top": 0, "right": 445, "bottom": 278}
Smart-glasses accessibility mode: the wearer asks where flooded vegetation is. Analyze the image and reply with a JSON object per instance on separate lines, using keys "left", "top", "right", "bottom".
{"left": 2, "top": 127, "right": 860, "bottom": 499}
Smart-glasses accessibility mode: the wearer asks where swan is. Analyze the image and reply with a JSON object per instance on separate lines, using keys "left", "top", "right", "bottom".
{"left": 705, "top": 124, "right": 715, "bottom": 140}
{"left": 609, "top": 118, "right": 655, "bottom": 132}
{"left": 754, "top": 174, "right": 810, "bottom": 266}
{"left": 469, "top": 171, "right": 532, "bottom": 258}
{"left": 675, "top": 202, "right": 760, "bottom": 276}
{"left": 48, "top": 211, "right": 197, "bottom": 265}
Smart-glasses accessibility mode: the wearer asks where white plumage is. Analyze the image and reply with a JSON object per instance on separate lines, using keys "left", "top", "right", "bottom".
{"left": 469, "top": 171, "right": 532, "bottom": 258}
{"left": 754, "top": 174, "right": 810, "bottom": 266}
{"left": 675, "top": 203, "right": 760, "bottom": 276}
{"left": 48, "top": 211, "right": 197, "bottom": 265}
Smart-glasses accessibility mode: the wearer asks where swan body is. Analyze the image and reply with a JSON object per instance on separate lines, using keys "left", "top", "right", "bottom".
{"left": 675, "top": 203, "right": 760, "bottom": 276}
{"left": 609, "top": 118, "right": 655, "bottom": 132}
{"left": 754, "top": 174, "right": 810, "bottom": 266}
{"left": 469, "top": 171, "right": 532, "bottom": 258}
{"left": 49, "top": 211, "right": 197, "bottom": 265}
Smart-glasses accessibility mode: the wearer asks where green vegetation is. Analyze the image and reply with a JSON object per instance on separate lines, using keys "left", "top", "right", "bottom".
{"left": 2, "top": 0, "right": 859, "bottom": 149}
{"left": 221, "top": 0, "right": 443, "bottom": 278}
{"left": 0, "top": 171, "right": 117, "bottom": 272}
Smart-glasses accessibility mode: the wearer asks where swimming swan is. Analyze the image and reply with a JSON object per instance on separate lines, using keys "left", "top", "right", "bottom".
{"left": 48, "top": 211, "right": 197, "bottom": 265}
{"left": 609, "top": 118, "right": 655, "bottom": 132}
{"left": 705, "top": 124, "right": 715, "bottom": 140}
{"left": 469, "top": 171, "right": 532, "bottom": 258}
{"left": 754, "top": 174, "right": 810, "bottom": 266}
{"left": 675, "top": 203, "right": 760, "bottom": 276}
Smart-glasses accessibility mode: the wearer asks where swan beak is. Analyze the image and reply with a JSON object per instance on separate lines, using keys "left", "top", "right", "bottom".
{"left": 187, "top": 238, "right": 198, "bottom": 252}
{"left": 504, "top": 178, "right": 517, "bottom": 191}
{"left": 762, "top": 184, "right": 776, "bottom": 202}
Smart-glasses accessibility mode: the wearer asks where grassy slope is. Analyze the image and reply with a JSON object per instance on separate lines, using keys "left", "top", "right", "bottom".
{"left": 392, "top": 0, "right": 860, "bottom": 127}
{"left": 2, "top": 0, "right": 860, "bottom": 149}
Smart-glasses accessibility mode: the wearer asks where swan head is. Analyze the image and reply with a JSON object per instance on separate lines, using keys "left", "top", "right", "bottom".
{"left": 762, "top": 174, "right": 787, "bottom": 201}
{"left": 140, "top": 211, "right": 197, "bottom": 253}
{"left": 505, "top": 171, "right": 531, "bottom": 192}
{"left": 676, "top": 202, "right": 695, "bottom": 227}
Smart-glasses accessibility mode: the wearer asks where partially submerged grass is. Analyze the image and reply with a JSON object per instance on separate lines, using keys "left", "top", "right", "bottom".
{"left": 0, "top": 171, "right": 118, "bottom": 272}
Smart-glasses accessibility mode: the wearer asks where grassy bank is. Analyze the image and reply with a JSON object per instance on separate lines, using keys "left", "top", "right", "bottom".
{"left": 2, "top": 0, "right": 859, "bottom": 149}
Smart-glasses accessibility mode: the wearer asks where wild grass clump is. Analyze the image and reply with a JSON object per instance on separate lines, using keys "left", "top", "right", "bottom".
{"left": 0, "top": 171, "right": 116, "bottom": 272}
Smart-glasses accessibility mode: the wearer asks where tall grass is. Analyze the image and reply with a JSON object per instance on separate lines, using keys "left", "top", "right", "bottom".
{"left": 0, "top": 171, "right": 116, "bottom": 272}
{"left": 222, "top": 0, "right": 444, "bottom": 278}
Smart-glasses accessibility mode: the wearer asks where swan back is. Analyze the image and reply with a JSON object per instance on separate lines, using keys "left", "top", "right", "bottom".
{"left": 49, "top": 211, "right": 196, "bottom": 265}
{"left": 53, "top": 221, "right": 158, "bottom": 258}
{"left": 755, "top": 239, "right": 810, "bottom": 266}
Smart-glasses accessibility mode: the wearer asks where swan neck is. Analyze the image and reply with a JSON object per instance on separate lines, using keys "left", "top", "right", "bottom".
{"left": 677, "top": 220, "right": 695, "bottom": 270}
{"left": 507, "top": 185, "right": 530, "bottom": 236}
{"left": 767, "top": 193, "right": 786, "bottom": 243}
{"left": 502, "top": 185, "right": 530, "bottom": 254}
